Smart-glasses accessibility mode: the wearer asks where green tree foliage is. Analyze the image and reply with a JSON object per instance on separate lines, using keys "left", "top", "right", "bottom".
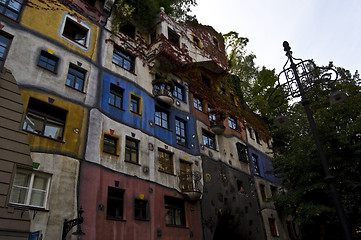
{"left": 271, "top": 67, "right": 361, "bottom": 239}
{"left": 111, "top": 0, "right": 197, "bottom": 32}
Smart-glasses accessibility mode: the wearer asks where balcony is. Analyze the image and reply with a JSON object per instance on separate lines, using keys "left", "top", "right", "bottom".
{"left": 152, "top": 78, "right": 174, "bottom": 107}
{"left": 179, "top": 171, "right": 202, "bottom": 201}
{"left": 147, "top": 34, "right": 193, "bottom": 72}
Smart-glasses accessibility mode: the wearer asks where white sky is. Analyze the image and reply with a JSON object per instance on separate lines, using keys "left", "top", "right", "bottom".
{"left": 191, "top": 0, "right": 361, "bottom": 75}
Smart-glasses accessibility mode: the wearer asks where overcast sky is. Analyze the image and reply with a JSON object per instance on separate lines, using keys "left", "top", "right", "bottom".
{"left": 191, "top": 0, "right": 360, "bottom": 75}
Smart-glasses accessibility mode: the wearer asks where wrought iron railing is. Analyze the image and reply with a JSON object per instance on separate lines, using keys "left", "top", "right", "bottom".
{"left": 178, "top": 171, "right": 202, "bottom": 193}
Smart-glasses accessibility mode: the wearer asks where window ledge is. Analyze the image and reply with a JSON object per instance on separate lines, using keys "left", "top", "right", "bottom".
{"left": 25, "top": 131, "right": 65, "bottom": 143}
{"left": 106, "top": 216, "right": 126, "bottom": 222}
{"left": 134, "top": 218, "right": 150, "bottom": 221}
{"left": 155, "top": 125, "right": 172, "bottom": 132}
{"left": 158, "top": 169, "right": 176, "bottom": 176}
{"left": 124, "top": 160, "right": 141, "bottom": 166}
{"left": 102, "top": 150, "right": 119, "bottom": 157}
{"left": 109, "top": 104, "right": 125, "bottom": 111}
{"left": 65, "top": 84, "right": 85, "bottom": 94}
{"left": 165, "top": 224, "right": 188, "bottom": 229}
{"left": 112, "top": 62, "right": 136, "bottom": 76}
{"left": 37, "top": 65, "right": 57, "bottom": 74}
{"left": 130, "top": 111, "right": 142, "bottom": 117}
{"left": 8, "top": 203, "right": 49, "bottom": 212}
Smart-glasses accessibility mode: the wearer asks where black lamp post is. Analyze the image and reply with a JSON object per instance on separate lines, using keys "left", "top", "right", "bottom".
{"left": 62, "top": 207, "right": 85, "bottom": 240}
{"left": 269, "top": 41, "right": 351, "bottom": 240}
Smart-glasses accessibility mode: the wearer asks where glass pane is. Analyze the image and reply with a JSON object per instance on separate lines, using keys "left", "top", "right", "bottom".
{"left": 30, "top": 190, "right": 45, "bottom": 207}
{"left": 165, "top": 209, "right": 174, "bottom": 225}
{"left": 175, "top": 210, "right": 183, "bottom": 225}
{"left": 66, "top": 74, "right": 75, "bottom": 87}
{"left": 13, "top": 172, "right": 30, "bottom": 186}
{"left": 23, "top": 114, "right": 44, "bottom": 135}
{"left": 10, "top": 187, "right": 27, "bottom": 204}
{"left": 112, "top": 53, "right": 122, "bottom": 65}
{"left": 125, "top": 150, "right": 130, "bottom": 161}
{"left": 75, "top": 77, "right": 83, "bottom": 91}
{"left": 131, "top": 150, "right": 137, "bottom": 163}
{"left": 32, "top": 175, "right": 47, "bottom": 190}
{"left": 115, "top": 96, "right": 122, "bottom": 108}
{"left": 4, "top": 9, "right": 18, "bottom": 20}
{"left": 8, "top": 1, "right": 21, "bottom": 12}
{"left": 44, "top": 120, "right": 63, "bottom": 140}
{"left": 109, "top": 93, "right": 115, "bottom": 105}
{"left": 123, "top": 60, "right": 131, "bottom": 71}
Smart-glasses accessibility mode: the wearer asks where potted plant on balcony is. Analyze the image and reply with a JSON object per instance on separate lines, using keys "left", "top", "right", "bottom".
{"left": 209, "top": 108, "right": 227, "bottom": 134}
{"left": 152, "top": 74, "right": 175, "bottom": 106}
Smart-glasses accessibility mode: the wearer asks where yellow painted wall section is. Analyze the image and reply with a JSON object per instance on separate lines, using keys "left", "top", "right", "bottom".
{"left": 20, "top": 89, "right": 88, "bottom": 159}
{"left": 20, "top": 0, "right": 98, "bottom": 61}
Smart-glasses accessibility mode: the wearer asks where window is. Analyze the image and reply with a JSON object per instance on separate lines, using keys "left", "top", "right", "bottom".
{"left": 202, "top": 130, "right": 216, "bottom": 149}
{"left": 255, "top": 131, "right": 261, "bottom": 144}
{"left": 125, "top": 137, "right": 138, "bottom": 164}
{"left": 251, "top": 154, "right": 260, "bottom": 175}
{"left": 158, "top": 149, "right": 173, "bottom": 174}
{"left": 193, "top": 97, "right": 202, "bottom": 111}
{"left": 175, "top": 118, "right": 186, "bottom": 145}
{"left": 107, "top": 187, "right": 124, "bottom": 219}
{"left": 119, "top": 22, "right": 136, "bottom": 39}
{"left": 23, "top": 98, "right": 67, "bottom": 141}
{"left": 0, "top": 0, "right": 23, "bottom": 21}
{"left": 168, "top": 28, "right": 180, "bottom": 47}
{"left": 62, "top": 16, "right": 89, "bottom": 47}
{"left": 260, "top": 184, "right": 267, "bottom": 201}
{"left": 192, "top": 35, "right": 201, "bottom": 48}
{"left": 208, "top": 107, "right": 216, "bottom": 123}
{"left": 228, "top": 116, "right": 237, "bottom": 130}
{"left": 155, "top": 107, "right": 169, "bottom": 129}
{"left": 103, "top": 134, "right": 118, "bottom": 155}
{"left": 112, "top": 46, "right": 135, "bottom": 73}
{"left": 236, "top": 142, "right": 248, "bottom": 163}
{"left": 37, "top": 50, "right": 59, "bottom": 73}
{"left": 9, "top": 169, "right": 50, "bottom": 208}
{"left": 268, "top": 218, "right": 279, "bottom": 237}
{"left": 66, "top": 64, "right": 86, "bottom": 91}
{"left": 109, "top": 84, "right": 124, "bottom": 109}
{"left": 173, "top": 82, "right": 184, "bottom": 101}
{"left": 164, "top": 196, "right": 185, "bottom": 226}
{"left": 248, "top": 128, "right": 254, "bottom": 139}
{"left": 130, "top": 95, "right": 140, "bottom": 114}
{"left": 179, "top": 161, "right": 193, "bottom": 191}
{"left": 0, "top": 31, "right": 12, "bottom": 69}
{"left": 134, "top": 199, "right": 148, "bottom": 220}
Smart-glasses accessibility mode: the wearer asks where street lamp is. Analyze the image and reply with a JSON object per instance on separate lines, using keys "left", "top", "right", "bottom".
{"left": 62, "top": 207, "right": 85, "bottom": 240}
{"left": 268, "top": 41, "right": 352, "bottom": 240}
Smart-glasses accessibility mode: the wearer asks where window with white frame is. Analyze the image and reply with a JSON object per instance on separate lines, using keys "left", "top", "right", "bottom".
{"left": 61, "top": 15, "right": 90, "bottom": 48}
{"left": 9, "top": 169, "right": 51, "bottom": 208}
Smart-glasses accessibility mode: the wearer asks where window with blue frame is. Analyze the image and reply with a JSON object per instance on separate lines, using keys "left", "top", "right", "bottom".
{"left": 112, "top": 46, "right": 135, "bottom": 73}
{"left": 66, "top": 64, "right": 86, "bottom": 91}
{"left": 155, "top": 107, "right": 169, "bottom": 129}
{"left": 0, "top": 0, "right": 23, "bottom": 21}
{"left": 109, "top": 84, "right": 124, "bottom": 109}
{"left": 175, "top": 118, "right": 186, "bottom": 145}
{"left": 173, "top": 82, "right": 185, "bottom": 101}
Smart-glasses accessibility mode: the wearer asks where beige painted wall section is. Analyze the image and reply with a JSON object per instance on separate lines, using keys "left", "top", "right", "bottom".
{"left": 20, "top": 0, "right": 98, "bottom": 61}
{"left": 28, "top": 153, "right": 79, "bottom": 240}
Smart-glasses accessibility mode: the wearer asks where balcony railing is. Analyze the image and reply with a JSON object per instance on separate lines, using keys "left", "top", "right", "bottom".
{"left": 178, "top": 171, "right": 202, "bottom": 201}
{"left": 152, "top": 82, "right": 174, "bottom": 106}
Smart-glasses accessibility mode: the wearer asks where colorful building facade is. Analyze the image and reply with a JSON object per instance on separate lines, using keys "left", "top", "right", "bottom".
{"left": 0, "top": 0, "right": 294, "bottom": 239}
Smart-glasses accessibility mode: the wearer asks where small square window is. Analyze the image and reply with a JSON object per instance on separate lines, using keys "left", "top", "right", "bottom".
{"left": 107, "top": 187, "right": 124, "bottom": 220}
{"left": 134, "top": 199, "right": 148, "bottom": 220}
{"left": 175, "top": 118, "right": 187, "bottom": 146}
{"left": 228, "top": 116, "right": 237, "bottom": 130}
{"left": 62, "top": 16, "right": 89, "bottom": 47}
{"left": 125, "top": 137, "right": 139, "bottom": 164}
{"left": 0, "top": 0, "right": 24, "bottom": 21}
{"left": 37, "top": 50, "right": 59, "bottom": 73}
{"left": 66, "top": 64, "right": 86, "bottom": 91}
{"left": 130, "top": 95, "right": 140, "bottom": 114}
{"left": 0, "top": 31, "right": 12, "bottom": 70}
{"left": 202, "top": 129, "right": 216, "bottom": 149}
{"left": 164, "top": 196, "right": 185, "bottom": 226}
{"left": 193, "top": 97, "right": 202, "bottom": 111}
{"left": 155, "top": 107, "right": 169, "bottom": 129}
{"left": 103, "top": 134, "right": 118, "bottom": 155}
{"left": 109, "top": 84, "right": 124, "bottom": 109}
{"left": 112, "top": 46, "right": 135, "bottom": 73}
{"left": 158, "top": 149, "right": 173, "bottom": 174}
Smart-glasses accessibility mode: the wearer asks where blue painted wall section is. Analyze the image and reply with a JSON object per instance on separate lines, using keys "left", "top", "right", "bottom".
{"left": 101, "top": 73, "right": 198, "bottom": 155}
{"left": 248, "top": 146, "right": 281, "bottom": 184}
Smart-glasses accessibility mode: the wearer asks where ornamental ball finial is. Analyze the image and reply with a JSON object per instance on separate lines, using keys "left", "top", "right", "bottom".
{"left": 283, "top": 41, "right": 291, "bottom": 52}
{"left": 160, "top": 7, "right": 165, "bottom": 12}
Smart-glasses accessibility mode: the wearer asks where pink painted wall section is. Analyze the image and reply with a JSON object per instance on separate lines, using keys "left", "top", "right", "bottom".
{"left": 79, "top": 161, "right": 203, "bottom": 240}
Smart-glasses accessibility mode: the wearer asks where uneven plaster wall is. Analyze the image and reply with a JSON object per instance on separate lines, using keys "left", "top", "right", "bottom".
{"left": 201, "top": 156, "right": 265, "bottom": 240}
{"left": 29, "top": 153, "right": 79, "bottom": 240}
{"left": 85, "top": 108, "right": 202, "bottom": 192}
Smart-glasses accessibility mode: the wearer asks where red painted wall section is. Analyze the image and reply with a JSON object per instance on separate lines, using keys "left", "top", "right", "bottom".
{"left": 79, "top": 161, "right": 203, "bottom": 240}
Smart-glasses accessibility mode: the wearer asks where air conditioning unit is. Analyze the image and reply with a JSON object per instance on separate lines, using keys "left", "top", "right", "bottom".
{"left": 103, "top": 0, "right": 115, "bottom": 13}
